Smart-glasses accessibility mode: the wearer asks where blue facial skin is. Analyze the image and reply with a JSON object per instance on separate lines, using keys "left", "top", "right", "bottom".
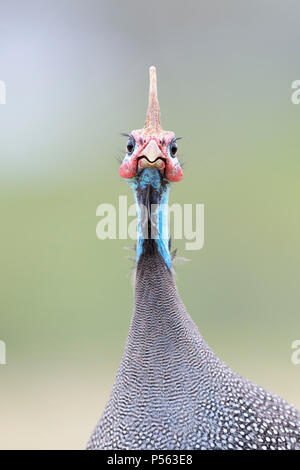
{"left": 130, "top": 168, "right": 171, "bottom": 269}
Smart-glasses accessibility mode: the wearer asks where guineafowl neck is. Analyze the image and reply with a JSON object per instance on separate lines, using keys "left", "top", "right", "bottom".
{"left": 132, "top": 168, "right": 171, "bottom": 269}
{"left": 125, "top": 248, "right": 203, "bottom": 366}
{"left": 124, "top": 168, "right": 204, "bottom": 366}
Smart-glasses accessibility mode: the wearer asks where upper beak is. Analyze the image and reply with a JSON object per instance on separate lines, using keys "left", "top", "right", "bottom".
{"left": 138, "top": 140, "right": 165, "bottom": 171}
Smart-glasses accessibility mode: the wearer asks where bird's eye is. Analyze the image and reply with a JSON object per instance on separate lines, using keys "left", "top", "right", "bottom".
{"left": 127, "top": 136, "right": 135, "bottom": 155}
{"left": 169, "top": 139, "right": 178, "bottom": 157}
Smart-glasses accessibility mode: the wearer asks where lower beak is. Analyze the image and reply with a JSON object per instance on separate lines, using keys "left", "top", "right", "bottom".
{"left": 138, "top": 157, "right": 165, "bottom": 171}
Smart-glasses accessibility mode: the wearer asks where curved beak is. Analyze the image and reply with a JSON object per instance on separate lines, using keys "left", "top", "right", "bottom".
{"left": 138, "top": 140, "right": 165, "bottom": 171}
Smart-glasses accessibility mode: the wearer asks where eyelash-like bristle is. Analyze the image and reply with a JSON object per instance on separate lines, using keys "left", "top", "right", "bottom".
{"left": 115, "top": 155, "right": 123, "bottom": 164}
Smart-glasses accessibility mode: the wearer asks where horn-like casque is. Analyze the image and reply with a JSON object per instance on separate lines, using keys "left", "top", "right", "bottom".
{"left": 144, "top": 66, "right": 162, "bottom": 133}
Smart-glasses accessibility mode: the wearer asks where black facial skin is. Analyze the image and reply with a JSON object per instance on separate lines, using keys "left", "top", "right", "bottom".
{"left": 136, "top": 170, "right": 168, "bottom": 257}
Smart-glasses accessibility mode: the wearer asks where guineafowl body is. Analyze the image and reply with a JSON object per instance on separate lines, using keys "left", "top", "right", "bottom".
{"left": 87, "top": 68, "right": 300, "bottom": 450}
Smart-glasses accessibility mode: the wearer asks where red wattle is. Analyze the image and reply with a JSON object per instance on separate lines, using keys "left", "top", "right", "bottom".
{"left": 119, "top": 160, "right": 137, "bottom": 179}
{"left": 165, "top": 164, "right": 183, "bottom": 182}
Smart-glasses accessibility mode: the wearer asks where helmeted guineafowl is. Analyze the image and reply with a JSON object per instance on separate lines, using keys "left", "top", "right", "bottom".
{"left": 87, "top": 67, "right": 300, "bottom": 450}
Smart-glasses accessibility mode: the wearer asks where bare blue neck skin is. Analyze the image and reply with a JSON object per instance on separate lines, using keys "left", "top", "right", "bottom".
{"left": 129, "top": 168, "right": 171, "bottom": 269}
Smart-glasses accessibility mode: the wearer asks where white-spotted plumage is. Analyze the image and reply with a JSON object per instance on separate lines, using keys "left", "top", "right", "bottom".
{"left": 88, "top": 250, "right": 300, "bottom": 450}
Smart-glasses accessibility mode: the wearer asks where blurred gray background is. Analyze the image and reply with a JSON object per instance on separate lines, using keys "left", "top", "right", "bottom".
{"left": 0, "top": 0, "right": 299, "bottom": 449}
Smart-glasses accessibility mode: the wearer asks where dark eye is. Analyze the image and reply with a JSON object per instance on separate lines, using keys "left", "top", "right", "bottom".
{"left": 169, "top": 139, "right": 178, "bottom": 157}
{"left": 127, "top": 136, "right": 135, "bottom": 155}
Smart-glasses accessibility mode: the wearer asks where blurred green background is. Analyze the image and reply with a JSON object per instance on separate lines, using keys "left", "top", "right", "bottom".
{"left": 0, "top": 0, "right": 299, "bottom": 449}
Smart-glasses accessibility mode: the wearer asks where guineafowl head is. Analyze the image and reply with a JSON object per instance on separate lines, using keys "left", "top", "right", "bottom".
{"left": 119, "top": 66, "right": 183, "bottom": 183}
{"left": 119, "top": 67, "right": 183, "bottom": 269}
